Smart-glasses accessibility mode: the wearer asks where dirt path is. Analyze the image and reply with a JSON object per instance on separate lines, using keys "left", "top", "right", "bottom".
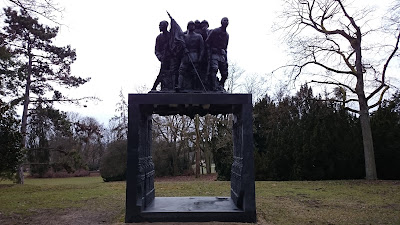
{"left": 1, "top": 209, "right": 263, "bottom": 225}
{"left": 0, "top": 207, "right": 120, "bottom": 225}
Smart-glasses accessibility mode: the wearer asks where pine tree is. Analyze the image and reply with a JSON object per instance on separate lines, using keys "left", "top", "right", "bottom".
{"left": 1, "top": 8, "right": 89, "bottom": 183}
{"left": 371, "top": 92, "right": 400, "bottom": 180}
{"left": 0, "top": 101, "right": 23, "bottom": 180}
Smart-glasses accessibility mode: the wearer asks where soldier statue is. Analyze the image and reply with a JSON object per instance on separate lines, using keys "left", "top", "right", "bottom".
{"left": 151, "top": 14, "right": 229, "bottom": 93}
{"left": 206, "top": 17, "right": 229, "bottom": 91}
{"left": 176, "top": 21, "right": 205, "bottom": 91}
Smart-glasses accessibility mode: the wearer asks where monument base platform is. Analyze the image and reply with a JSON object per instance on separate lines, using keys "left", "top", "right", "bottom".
{"left": 139, "top": 197, "right": 255, "bottom": 222}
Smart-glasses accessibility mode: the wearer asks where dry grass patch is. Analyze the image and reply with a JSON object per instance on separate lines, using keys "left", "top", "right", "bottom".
{"left": 256, "top": 180, "right": 400, "bottom": 224}
{"left": 1, "top": 177, "right": 399, "bottom": 224}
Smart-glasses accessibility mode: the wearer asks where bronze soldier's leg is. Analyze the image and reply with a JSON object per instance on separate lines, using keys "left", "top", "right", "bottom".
{"left": 177, "top": 62, "right": 188, "bottom": 91}
{"left": 152, "top": 70, "right": 163, "bottom": 90}
{"left": 209, "top": 57, "right": 219, "bottom": 91}
{"left": 153, "top": 60, "right": 171, "bottom": 91}
{"left": 170, "top": 57, "right": 180, "bottom": 90}
{"left": 161, "top": 59, "right": 172, "bottom": 90}
{"left": 219, "top": 60, "right": 229, "bottom": 89}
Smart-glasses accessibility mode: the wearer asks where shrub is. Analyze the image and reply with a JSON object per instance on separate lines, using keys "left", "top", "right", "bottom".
{"left": 100, "top": 140, "right": 127, "bottom": 182}
{"left": 212, "top": 145, "right": 233, "bottom": 180}
{"left": 0, "top": 104, "right": 23, "bottom": 181}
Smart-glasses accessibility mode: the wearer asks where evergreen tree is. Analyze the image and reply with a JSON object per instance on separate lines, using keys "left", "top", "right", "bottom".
{"left": 100, "top": 140, "right": 127, "bottom": 182}
{"left": 211, "top": 116, "right": 233, "bottom": 180}
{"left": 1, "top": 8, "right": 89, "bottom": 183}
{"left": 254, "top": 94, "right": 298, "bottom": 180}
{"left": 253, "top": 85, "right": 365, "bottom": 180}
{"left": 25, "top": 100, "right": 81, "bottom": 177}
{"left": 371, "top": 92, "right": 400, "bottom": 180}
{"left": 0, "top": 101, "right": 22, "bottom": 180}
{"left": 26, "top": 102, "right": 51, "bottom": 176}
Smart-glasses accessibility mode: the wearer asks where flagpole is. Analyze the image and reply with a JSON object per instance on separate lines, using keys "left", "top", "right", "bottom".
{"left": 167, "top": 11, "right": 207, "bottom": 92}
{"left": 185, "top": 51, "right": 207, "bottom": 92}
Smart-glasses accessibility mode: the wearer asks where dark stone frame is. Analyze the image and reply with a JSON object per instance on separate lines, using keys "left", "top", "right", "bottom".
{"left": 125, "top": 93, "right": 256, "bottom": 223}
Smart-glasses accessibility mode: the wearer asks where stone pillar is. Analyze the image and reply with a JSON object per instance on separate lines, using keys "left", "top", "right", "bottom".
{"left": 231, "top": 103, "right": 256, "bottom": 220}
{"left": 241, "top": 102, "right": 256, "bottom": 217}
{"left": 125, "top": 103, "right": 155, "bottom": 222}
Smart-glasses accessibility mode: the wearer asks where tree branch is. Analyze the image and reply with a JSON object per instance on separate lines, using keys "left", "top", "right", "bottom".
{"left": 326, "top": 37, "right": 357, "bottom": 74}
{"left": 368, "top": 85, "right": 390, "bottom": 109}
{"left": 345, "top": 106, "right": 359, "bottom": 113}
{"left": 366, "top": 83, "right": 386, "bottom": 101}
{"left": 310, "top": 79, "right": 356, "bottom": 93}
{"left": 7, "top": 0, "right": 64, "bottom": 25}
{"left": 152, "top": 117, "right": 169, "bottom": 142}
{"left": 30, "top": 96, "right": 98, "bottom": 104}
{"left": 336, "top": 0, "right": 360, "bottom": 34}
{"left": 381, "top": 29, "right": 400, "bottom": 83}
{"left": 301, "top": 0, "right": 358, "bottom": 45}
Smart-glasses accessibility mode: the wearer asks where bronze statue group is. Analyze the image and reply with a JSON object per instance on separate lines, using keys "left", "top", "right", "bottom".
{"left": 151, "top": 13, "right": 229, "bottom": 93}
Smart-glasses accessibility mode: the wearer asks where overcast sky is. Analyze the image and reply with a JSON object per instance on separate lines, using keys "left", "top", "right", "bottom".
{"left": 53, "top": 0, "right": 287, "bottom": 125}
{"left": 1, "top": 0, "right": 396, "bottom": 125}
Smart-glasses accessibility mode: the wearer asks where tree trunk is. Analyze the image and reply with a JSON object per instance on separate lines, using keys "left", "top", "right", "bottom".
{"left": 172, "top": 137, "right": 178, "bottom": 176}
{"left": 357, "top": 93, "right": 377, "bottom": 180}
{"left": 354, "top": 34, "right": 377, "bottom": 180}
{"left": 204, "top": 151, "right": 212, "bottom": 174}
{"left": 204, "top": 115, "right": 212, "bottom": 174}
{"left": 16, "top": 47, "right": 33, "bottom": 184}
{"left": 195, "top": 115, "right": 200, "bottom": 178}
{"left": 357, "top": 94, "right": 377, "bottom": 179}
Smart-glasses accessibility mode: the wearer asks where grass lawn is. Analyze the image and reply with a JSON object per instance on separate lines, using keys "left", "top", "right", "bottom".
{"left": 0, "top": 176, "right": 399, "bottom": 224}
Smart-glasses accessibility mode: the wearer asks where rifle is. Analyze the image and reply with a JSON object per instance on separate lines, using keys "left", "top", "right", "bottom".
{"left": 167, "top": 11, "right": 206, "bottom": 92}
{"left": 185, "top": 50, "right": 206, "bottom": 92}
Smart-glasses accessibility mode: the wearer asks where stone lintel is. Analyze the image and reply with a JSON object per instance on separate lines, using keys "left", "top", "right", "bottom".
{"left": 129, "top": 93, "right": 252, "bottom": 105}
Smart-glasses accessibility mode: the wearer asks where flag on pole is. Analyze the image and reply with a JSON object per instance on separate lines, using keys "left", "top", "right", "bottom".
{"left": 167, "top": 11, "right": 185, "bottom": 57}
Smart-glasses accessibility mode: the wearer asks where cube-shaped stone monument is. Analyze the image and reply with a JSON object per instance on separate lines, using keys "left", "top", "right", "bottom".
{"left": 125, "top": 93, "right": 256, "bottom": 223}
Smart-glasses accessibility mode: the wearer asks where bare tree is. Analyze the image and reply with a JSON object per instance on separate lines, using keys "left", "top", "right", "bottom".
{"left": 5, "top": 0, "right": 63, "bottom": 23}
{"left": 241, "top": 73, "right": 269, "bottom": 103}
{"left": 275, "top": 0, "right": 400, "bottom": 180}
{"left": 108, "top": 89, "right": 128, "bottom": 141}
{"left": 74, "top": 116, "right": 105, "bottom": 171}
{"left": 226, "top": 61, "right": 245, "bottom": 93}
{"left": 386, "top": 0, "right": 400, "bottom": 29}
{"left": 152, "top": 115, "right": 193, "bottom": 176}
